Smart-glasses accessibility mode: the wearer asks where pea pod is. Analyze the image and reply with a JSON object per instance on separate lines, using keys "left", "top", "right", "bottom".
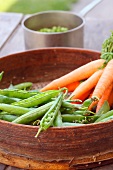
{"left": 0, "top": 103, "right": 32, "bottom": 116}
{"left": 95, "top": 110, "right": 113, "bottom": 123}
{"left": 62, "top": 122, "right": 85, "bottom": 127}
{"left": 61, "top": 100, "right": 81, "bottom": 110}
{"left": 62, "top": 114, "right": 86, "bottom": 123}
{"left": 0, "top": 114, "right": 18, "bottom": 122}
{"left": 96, "top": 101, "right": 110, "bottom": 116}
{"left": 13, "top": 89, "right": 63, "bottom": 108}
{"left": 12, "top": 101, "right": 54, "bottom": 124}
{"left": 35, "top": 92, "right": 63, "bottom": 137}
{"left": 98, "top": 115, "right": 113, "bottom": 123}
{"left": 53, "top": 111, "right": 62, "bottom": 127}
{"left": 0, "top": 89, "right": 38, "bottom": 99}
{"left": 9, "top": 82, "right": 33, "bottom": 90}
{"left": 0, "top": 94, "right": 20, "bottom": 104}
{"left": 62, "top": 114, "right": 99, "bottom": 124}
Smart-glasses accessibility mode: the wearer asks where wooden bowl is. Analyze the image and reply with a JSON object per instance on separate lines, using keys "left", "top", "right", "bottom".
{"left": 0, "top": 48, "right": 113, "bottom": 170}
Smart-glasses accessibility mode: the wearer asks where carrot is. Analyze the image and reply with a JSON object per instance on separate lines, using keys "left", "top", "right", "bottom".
{"left": 78, "top": 89, "right": 92, "bottom": 102}
{"left": 89, "top": 59, "right": 113, "bottom": 111}
{"left": 68, "top": 69, "right": 104, "bottom": 100}
{"left": 96, "top": 84, "right": 113, "bottom": 113}
{"left": 65, "top": 81, "right": 80, "bottom": 92}
{"left": 108, "top": 88, "right": 113, "bottom": 107}
{"left": 40, "top": 59, "right": 105, "bottom": 92}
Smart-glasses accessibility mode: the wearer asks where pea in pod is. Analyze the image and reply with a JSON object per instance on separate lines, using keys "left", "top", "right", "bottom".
{"left": 35, "top": 92, "right": 63, "bottom": 137}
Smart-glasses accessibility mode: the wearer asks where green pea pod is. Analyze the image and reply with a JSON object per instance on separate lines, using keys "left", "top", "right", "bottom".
{"left": 0, "top": 71, "right": 4, "bottom": 81}
{"left": 12, "top": 101, "right": 54, "bottom": 124}
{"left": 60, "top": 107, "right": 75, "bottom": 114}
{"left": 62, "top": 114, "right": 99, "bottom": 124}
{"left": 62, "top": 122, "right": 85, "bottom": 127}
{"left": 0, "top": 94, "right": 20, "bottom": 104}
{"left": 0, "top": 103, "right": 32, "bottom": 116}
{"left": 73, "top": 110, "right": 87, "bottom": 115}
{"left": 35, "top": 92, "right": 63, "bottom": 137}
{"left": 98, "top": 115, "right": 113, "bottom": 123}
{"left": 62, "top": 114, "right": 86, "bottom": 123}
{"left": 13, "top": 89, "right": 62, "bottom": 108}
{"left": 61, "top": 100, "right": 81, "bottom": 110}
{"left": 0, "top": 89, "right": 38, "bottom": 99}
{"left": 13, "top": 82, "right": 33, "bottom": 90}
{"left": 95, "top": 110, "right": 113, "bottom": 123}
{"left": 53, "top": 111, "right": 62, "bottom": 127}
{"left": 96, "top": 101, "right": 110, "bottom": 116}
{"left": 0, "top": 114, "right": 18, "bottom": 122}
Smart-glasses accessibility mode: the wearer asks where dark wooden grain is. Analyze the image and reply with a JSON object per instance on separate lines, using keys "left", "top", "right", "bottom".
{"left": 0, "top": 48, "right": 113, "bottom": 170}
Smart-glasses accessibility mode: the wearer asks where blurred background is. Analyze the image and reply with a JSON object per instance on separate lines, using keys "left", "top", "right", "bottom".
{"left": 0, "top": 0, "right": 94, "bottom": 14}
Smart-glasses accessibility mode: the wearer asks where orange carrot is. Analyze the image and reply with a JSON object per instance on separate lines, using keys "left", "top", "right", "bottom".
{"left": 65, "top": 81, "right": 80, "bottom": 92}
{"left": 108, "top": 88, "right": 113, "bottom": 107}
{"left": 68, "top": 69, "right": 104, "bottom": 100}
{"left": 96, "top": 84, "right": 113, "bottom": 113}
{"left": 92, "top": 59, "right": 113, "bottom": 99}
{"left": 89, "top": 59, "right": 113, "bottom": 111}
{"left": 78, "top": 90, "right": 92, "bottom": 102}
{"left": 40, "top": 59, "right": 105, "bottom": 92}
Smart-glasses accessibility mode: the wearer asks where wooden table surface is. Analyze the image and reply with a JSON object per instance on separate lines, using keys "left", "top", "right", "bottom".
{"left": 1, "top": 0, "right": 113, "bottom": 169}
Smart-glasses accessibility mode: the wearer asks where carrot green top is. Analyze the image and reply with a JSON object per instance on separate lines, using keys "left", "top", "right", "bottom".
{"left": 101, "top": 32, "right": 113, "bottom": 63}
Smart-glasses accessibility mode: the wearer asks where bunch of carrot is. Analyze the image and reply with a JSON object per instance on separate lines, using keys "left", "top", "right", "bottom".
{"left": 40, "top": 33, "right": 113, "bottom": 113}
